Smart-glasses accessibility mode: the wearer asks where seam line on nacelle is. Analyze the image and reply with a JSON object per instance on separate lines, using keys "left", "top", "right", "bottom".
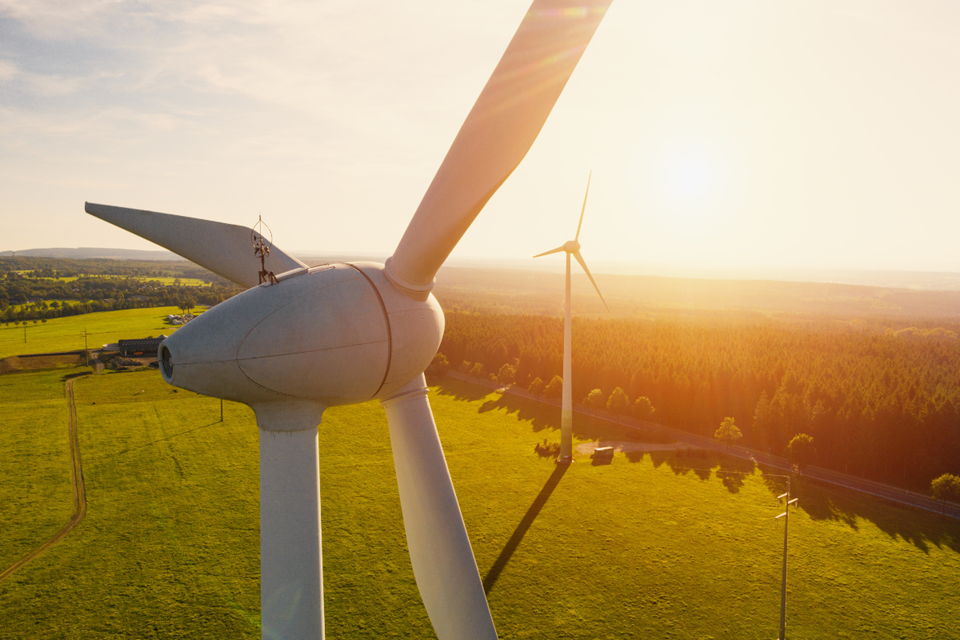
{"left": 236, "top": 338, "right": 388, "bottom": 362}
{"left": 345, "top": 263, "right": 393, "bottom": 399}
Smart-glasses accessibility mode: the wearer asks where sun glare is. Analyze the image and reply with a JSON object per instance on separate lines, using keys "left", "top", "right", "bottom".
{"left": 662, "top": 147, "right": 718, "bottom": 205}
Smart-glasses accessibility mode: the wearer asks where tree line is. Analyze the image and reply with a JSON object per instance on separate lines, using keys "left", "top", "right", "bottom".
{"left": 0, "top": 258, "right": 242, "bottom": 323}
{"left": 436, "top": 311, "right": 960, "bottom": 492}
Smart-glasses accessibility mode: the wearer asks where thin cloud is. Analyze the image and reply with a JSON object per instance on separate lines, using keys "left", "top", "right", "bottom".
{"left": 0, "top": 60, "right": 18, "bottom": 81}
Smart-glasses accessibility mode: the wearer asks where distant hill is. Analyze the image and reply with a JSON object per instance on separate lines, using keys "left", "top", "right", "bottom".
{"left": 5, "top": 249, "right": 960, "bottom": 318}
{"left": 432, "top": 266, "right": 960, "bottom": 319}
{"left": 7, "top": 248, "right": 960, "bottom": 290}
{"left": 301, "top": 255, "right": 960, "bottom": 291}
{"left": 0, "top": 247, "right": 181, "bottom": 261}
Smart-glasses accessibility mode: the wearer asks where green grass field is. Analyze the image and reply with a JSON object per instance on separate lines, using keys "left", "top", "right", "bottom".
{"left": 1, "top": 369, "right": 958, "bottom": 639}
{"left": 137, "top": 276, "right": 207, "bottom": 287}
{"left": 0, "top": 370, "right": 74, "bottom": 572}
{"left": 0, "top": 307, "right": 181, "bottom": 359}
{"left": 16, "top": 273, "right": 208, "bottom": 286}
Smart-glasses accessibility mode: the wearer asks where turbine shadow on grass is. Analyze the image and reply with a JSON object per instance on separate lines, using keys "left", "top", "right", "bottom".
{"left": 483, "top": 463, "right": 569, "bottom": 594}
{"left": 95, "top": 421, "right": 223, "bottom": 459}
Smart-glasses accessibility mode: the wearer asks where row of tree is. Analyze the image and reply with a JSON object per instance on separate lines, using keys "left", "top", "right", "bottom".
{"left": 436, "top": 311, "right": 960, "bottom": 492}
{"left": 0, "top": 256, "right": 224, "bottom": 281}
{"left": 0, "top": 273, "right": 241, "bottom": 323}
{"left": 0, "top": 257, "right": 242, "bottom": 323}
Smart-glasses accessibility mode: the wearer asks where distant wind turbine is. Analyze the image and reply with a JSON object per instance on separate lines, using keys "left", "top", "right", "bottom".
{"left": 534, "top": 172, "right": 609, "bottom": 462}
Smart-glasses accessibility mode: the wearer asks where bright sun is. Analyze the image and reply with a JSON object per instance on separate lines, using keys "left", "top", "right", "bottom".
{"left": 662, "top": 147, "right": 718, "bottom": 206}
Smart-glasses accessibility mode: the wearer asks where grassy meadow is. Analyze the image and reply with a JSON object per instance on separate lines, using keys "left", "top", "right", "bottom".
{"left": 0, "top": 370, "right": 74, "bottom": 572}
{"left": 14, "top": 273, "right": 208, "bottom": 286}
{"left": 1, "top": 369, "right": 958, "bottom": 639}
{"left": 0, "top": 307, "right": 181, "bottom": 359}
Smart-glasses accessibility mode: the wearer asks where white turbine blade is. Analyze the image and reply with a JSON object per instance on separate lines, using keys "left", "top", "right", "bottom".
{"left": 85, "top": 202, "right": 306, "bottom": 289}
{"left": 573, "top": 170, "right": 592, "bottom": 242}
{"left": 533, "top": 244, "right": 567, "bottom": 258}
{"left": 385, "top": 0, "right": 612, "bottom": 296}
{"left": 572, "top": 249, "right": 609, "bottom": 312}
{"left": 381, "top": 375, "right": 497, "bottom": 640}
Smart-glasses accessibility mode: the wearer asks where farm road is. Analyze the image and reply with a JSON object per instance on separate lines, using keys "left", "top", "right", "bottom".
{"left": 0, "top": 377, "right": 87, "bottom": 582}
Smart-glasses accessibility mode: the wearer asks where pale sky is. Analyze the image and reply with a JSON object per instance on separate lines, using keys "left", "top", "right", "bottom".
{"left": 2, "top": 0, "right": 960, "bottom": 272}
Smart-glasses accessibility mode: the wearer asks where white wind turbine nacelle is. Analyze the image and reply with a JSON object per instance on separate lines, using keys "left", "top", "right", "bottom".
{"left": 84, "top": 2, "right": 612, "bottom": 639}
{"left": 156, "top": 262, "right": 444, "bottom": 411}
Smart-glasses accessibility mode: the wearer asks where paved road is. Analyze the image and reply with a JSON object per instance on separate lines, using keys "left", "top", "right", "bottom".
{"left": 0, "top": 376, "right": 88, "bottom": 582}
{"left": 446, "top": 371, "right": 960, "bottom": 520}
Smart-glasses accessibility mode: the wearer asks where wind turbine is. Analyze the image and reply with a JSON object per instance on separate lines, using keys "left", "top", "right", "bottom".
{"left": 533, "top": 171, "right": 609, "bottom": 463}
{"left": 82, "top": 2, "right": 611, "bottom": 639}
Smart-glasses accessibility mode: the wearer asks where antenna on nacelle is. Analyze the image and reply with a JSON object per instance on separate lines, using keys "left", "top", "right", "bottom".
{"left": 252, "top": 215, "right": 278, "bottom": 285}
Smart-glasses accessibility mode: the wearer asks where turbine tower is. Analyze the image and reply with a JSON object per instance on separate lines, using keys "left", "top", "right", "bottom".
{"left": 533, "top": 172, "right": 609, "bottom": 462}
{"left": 81, "top": 2, "right": 611, "bottom": 639}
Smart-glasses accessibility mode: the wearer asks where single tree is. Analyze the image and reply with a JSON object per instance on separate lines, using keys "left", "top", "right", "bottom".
{"left": 543, "top": 375, "right": 563, "bottom": 400}
{"left": 787, "top": 433, "right": 817, "bottom": 472}
{"left": 458, "top": 361, "right": 471, "bottom": 374}
{"left": 428, "top": 353, "right": 450, "bottom": 375}
{"left": 931, "top": 473, "right": 960, "bottom": 516}
{"left": 606, "top": 387, "right": 631, "bottom": 425}
{"left": 714, "top": 416, "right": 742, "bottom": 451}
{"left": 497, "top": 363, "right": 516, "bottom": 385}
{"left": 528, "top": 377, "right": 545, "bottom": 396}
{"left": 632, "top": 396, "right": 655, "bottom": 422}
{"left": 585, "top": 388, "right": 606, "bottom": 414}
{"left": 469, "top": 362, "right": 484, "bottom": 378}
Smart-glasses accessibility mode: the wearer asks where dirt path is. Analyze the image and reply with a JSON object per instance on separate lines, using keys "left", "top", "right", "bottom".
{"left": 0, "top": 377, "right": 87, "bottom": 582}
{"left": 575, "top": 440, "right": 697, "bottom": 455}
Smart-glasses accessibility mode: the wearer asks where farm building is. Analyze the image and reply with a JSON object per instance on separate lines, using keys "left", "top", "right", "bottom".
{"left": 118, "top": 335, "right": 168, "bottom": 357}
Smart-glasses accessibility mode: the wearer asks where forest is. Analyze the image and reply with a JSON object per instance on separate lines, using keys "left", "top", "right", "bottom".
{"left": 436, "top": 311, "right": 960, "bottom": 492}
{"left": 0, "top": 257, "right": 241, "bottom": 323}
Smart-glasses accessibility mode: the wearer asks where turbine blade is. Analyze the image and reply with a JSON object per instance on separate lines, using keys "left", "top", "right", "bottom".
{"left": 85, "top": 202, "right": 306, "bottom": 289}
{"left": 533, "top": 245, "right": 567, "bottom": 258}
{"left": 381, "top": 375, "right": 498, "bottom": 640}
{"left": 572, "top": 250, "right": 609, "bottom": 312}
{"left": 385, "top": 0, "right": 612, "bottom": 297}
{"left": 574, "top": 170, "right": 592, "bottom": 242}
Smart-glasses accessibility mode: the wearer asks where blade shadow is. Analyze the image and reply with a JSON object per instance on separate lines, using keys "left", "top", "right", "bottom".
{"left": 483, "top": 463, "right": 568, "bottom": 594}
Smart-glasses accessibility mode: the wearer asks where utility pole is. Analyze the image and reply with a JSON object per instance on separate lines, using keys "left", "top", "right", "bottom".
{"left": 23, "top": 322, "right": 26, "bottom": 343}
{"left": 220, "top": 399, "right": 224, "bottom": 422}
{"left": 775, "top": 480, "right": 799, "bottom": 640}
